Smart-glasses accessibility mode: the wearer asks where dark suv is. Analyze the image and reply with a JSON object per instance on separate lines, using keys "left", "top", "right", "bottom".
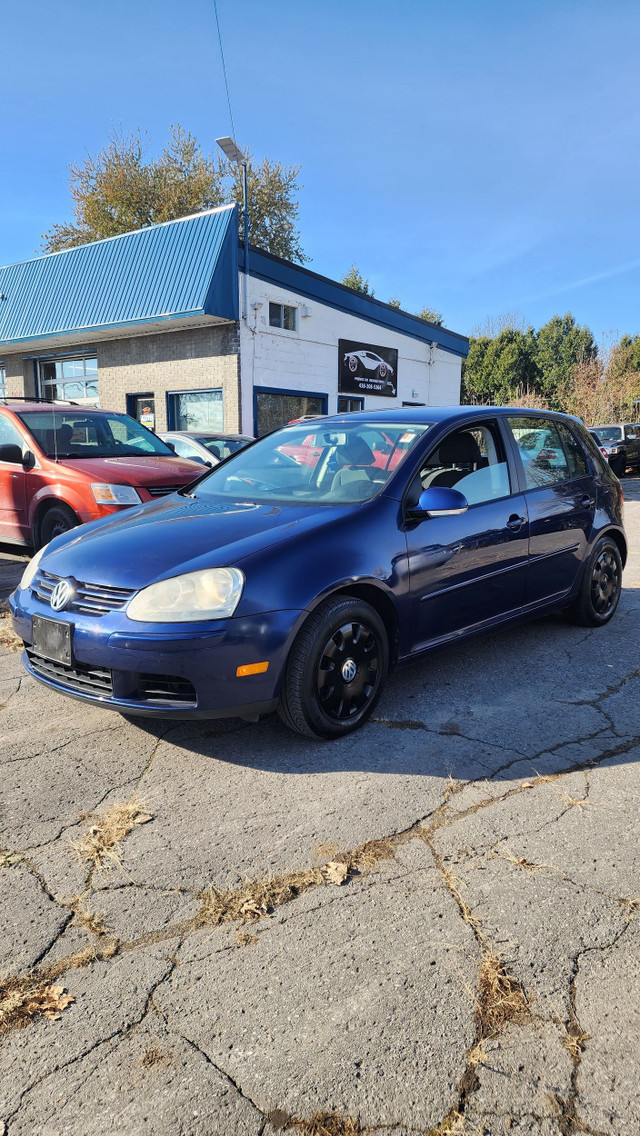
{"left": 591, "top": 423, "right": 640, "bottom": 477}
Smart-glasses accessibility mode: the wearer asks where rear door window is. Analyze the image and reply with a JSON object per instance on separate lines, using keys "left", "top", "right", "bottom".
{"left": 508, "top": 417, "right": 573, "bottom": 488}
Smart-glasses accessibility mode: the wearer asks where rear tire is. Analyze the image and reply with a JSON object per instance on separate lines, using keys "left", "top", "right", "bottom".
{"left": 566, "top": 536, "right": 622, "bottom": 626}
{"left": 38, "top": 504, "right": 79, "bottom": 548}
{"left": 278, "top": 596, "right": 389, "bottom": 739}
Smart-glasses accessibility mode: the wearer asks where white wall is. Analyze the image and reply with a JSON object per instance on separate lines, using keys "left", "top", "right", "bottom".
{"left": 238, "top": 272, "right": 462, "bottom": 434}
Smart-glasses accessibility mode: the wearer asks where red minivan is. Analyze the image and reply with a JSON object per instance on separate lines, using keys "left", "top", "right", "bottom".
{"left": 0, "top": 401, "right": 202, "bottom": 548}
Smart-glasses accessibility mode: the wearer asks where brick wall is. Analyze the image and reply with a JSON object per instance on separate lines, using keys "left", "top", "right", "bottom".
{"left": 1, "top": 322, "right": 241, "bottom": 433}
{"left": 97, "top": 323, "right": 241, "bottom": 432}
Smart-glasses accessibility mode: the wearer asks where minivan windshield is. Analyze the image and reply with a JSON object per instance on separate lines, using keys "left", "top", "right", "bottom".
{"left": 190, "top": 421, "right": 432, "bottom": 506}
{"left": 18, "top": 411, "right": 174, "bottom": 459}
{"left": 593, "top": 426, "right": 623, "bottom": 443}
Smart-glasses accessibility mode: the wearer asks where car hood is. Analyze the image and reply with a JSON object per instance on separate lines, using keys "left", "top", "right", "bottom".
{"left": 41, "top": 493, "right": 359, "bottom": 589}
{"left": 56, "top": 454, "right": 201, "bottom": 485}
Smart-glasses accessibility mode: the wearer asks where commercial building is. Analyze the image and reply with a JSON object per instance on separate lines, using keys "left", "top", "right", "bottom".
{"left": 0, "top": 205, "right": 468, "bottom": 434}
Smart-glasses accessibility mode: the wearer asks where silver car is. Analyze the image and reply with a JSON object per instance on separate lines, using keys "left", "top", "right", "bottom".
{"left": 159, "top": 431, "right": 254, "bottom": 467}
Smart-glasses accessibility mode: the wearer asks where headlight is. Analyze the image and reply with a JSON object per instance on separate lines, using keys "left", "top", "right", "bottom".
{"left": 91, "top": 483, "right": 141, "bottom": 505}
{"left": 19, "top": 546, "right": 46, "bottom": 591}
{"left": 127, "top": 567, "right": 245, "bottom": 623}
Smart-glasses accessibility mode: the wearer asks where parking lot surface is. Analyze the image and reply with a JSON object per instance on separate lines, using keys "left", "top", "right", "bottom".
{"left": 1, "top": 480, "right": 639, "bottom": 1136}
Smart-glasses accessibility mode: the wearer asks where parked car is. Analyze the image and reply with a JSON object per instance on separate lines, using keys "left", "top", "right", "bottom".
{"left": 158, "top": 431, "right": 254, "bottom": 467}
{"left": 589, "top": 429, "right": 622, "bottom": 475}
{"left": 591, "top": 423, "right": 640, "bottom": 477}
{"left": 343, "top": 350, "right": 395, "bottom": 387}
{"left": 10, "top": 407, "right": 625, "bottom": 739}
{"left": 0, "top": 400, "right": 202, "bottom": 548}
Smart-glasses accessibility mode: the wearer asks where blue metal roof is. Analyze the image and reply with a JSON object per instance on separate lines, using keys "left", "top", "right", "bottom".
{"left": 0, "top": 205, "right": 239, "bottom": 348}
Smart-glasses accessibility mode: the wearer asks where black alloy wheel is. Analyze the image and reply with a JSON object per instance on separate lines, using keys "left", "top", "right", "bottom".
{"left": 278, "top": 595, "right": 389, "bottom": 739}
{"left": 567, "top": 536, "right": 623, "bottom": 626}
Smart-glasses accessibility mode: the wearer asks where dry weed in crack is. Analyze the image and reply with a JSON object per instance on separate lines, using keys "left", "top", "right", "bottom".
{"left": 139, "top": 1045, "right": 174, "bottom": 1069}
{"left": 70, "top": 798, "right": 153, "bottom": 870}
{"left": 198, "top": 838, "right": 397, "bottom": 927}
{"left": 0, "top": 601, "right": 23, "bottom": 652}
{"left": 561, "top": 1021, "right": 592, "bottom": 1061}
{"left": 271, "top": 1112, "right": 362, "bottom": 1135}
{"left": 476, "top": 955, "right": 531, "bottom": 1038}
{"left": 0, "top": 975, "right": 74, "bottom": 1033}
{"left": 492, "top": 844, "right": 551, "bottom": 872}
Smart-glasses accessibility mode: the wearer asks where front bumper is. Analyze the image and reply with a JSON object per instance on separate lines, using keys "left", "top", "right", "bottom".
{"left": 9, "top": 587, "right": 306, "bottom": 720}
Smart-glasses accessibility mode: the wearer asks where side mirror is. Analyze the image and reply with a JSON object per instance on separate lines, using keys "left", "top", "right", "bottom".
{"left": 408, "top": 486, "right": 468, "bottom": 520}
{"left": 0, "top": 443, "right": 24, "bottom": 465}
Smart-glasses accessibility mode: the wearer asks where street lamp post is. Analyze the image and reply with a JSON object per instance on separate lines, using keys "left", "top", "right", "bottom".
{"left": 216, "top": 136, "right": 249, "bottom": 321}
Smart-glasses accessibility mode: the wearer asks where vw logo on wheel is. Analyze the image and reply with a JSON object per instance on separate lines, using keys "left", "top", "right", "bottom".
{"left": 50, "top": 579, "right": 74, "bottom": 612}
{"left": 341, "top": 658, "right": 358, "bottom": 683}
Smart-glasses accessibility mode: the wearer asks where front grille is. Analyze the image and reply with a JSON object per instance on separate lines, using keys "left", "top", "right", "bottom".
{"left": 146, "top": 485, "right": 183, "bottom": 498}
{"left": 136, "top": 674, "right": 197, "bottom": 705}
{"left": 27, "top": 651, "right": 113, "bottom": 697}
{"left": 32, "top": 571, "right": 135, "bottom": 616}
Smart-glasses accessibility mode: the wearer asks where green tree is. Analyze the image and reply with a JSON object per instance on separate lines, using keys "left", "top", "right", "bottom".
{"left": 341, "top": 264, "right": 374, "bottom": 296}
{"left": 41, "top": 125, "right": 308, "bottom": 263}
{"left": 534, "top": 313, "right": 596, "bottom": 408}
{"left": 387, "top": 297, "right": 401, "bottom": 309}
{"left": 416, "top": 305, "right": 443, "bottom": 327}
{"left": 609, "top": 333, "right": 640, "bottom": 381}
{"left": 461, "top": 328, "right": 539, "bottom": 405}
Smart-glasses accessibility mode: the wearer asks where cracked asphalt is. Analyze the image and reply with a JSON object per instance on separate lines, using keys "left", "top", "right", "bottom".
{"left": 1, "top": 479, "right": 639, "bottom": 1136}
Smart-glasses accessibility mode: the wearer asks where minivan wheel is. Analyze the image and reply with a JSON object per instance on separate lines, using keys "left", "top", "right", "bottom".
{"left": 278, "top": 596, "right": 389, "bottom": 739}
{"left": 39, "top": 504, "right": 79, "bottom": 548}
{"left": 566, "top": 536, "right": 622, "bottom": 627}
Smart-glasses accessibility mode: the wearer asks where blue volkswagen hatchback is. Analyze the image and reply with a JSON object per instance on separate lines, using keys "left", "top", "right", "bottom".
{"left": 10, "top": 407, "right": 625, "bottom": 738}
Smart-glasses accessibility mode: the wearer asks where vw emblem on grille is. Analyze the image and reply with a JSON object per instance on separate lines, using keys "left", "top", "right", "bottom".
{"left": 50, "top": 579, "right": 74, "bottom": 612}
{"left": 341, "top": 658, "right": 357, "bottom": 683}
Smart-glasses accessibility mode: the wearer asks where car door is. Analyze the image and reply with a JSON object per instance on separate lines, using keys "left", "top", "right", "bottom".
{"left": 0, "top": 413, "right": 28, "bottom": 542}
{"left": 505, "top": 416, "right": 596, "bottom": 609}
{"left": 405, "top": 419, "right": 529, "bottom": 652}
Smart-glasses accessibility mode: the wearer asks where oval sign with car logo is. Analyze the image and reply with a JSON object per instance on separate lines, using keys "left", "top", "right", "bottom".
{"left": 50, "top": 579, "right": 74, "bottom": 612}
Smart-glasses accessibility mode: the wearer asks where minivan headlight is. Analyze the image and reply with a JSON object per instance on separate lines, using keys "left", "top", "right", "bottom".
{"left": 92, "top": 484, "right": 141, "bottom": 505}
{"left": 19, "top": 547, "right": 46, "bottom": 591}
{"left": 127, "top": 567, "right": 244, "bottom": 623}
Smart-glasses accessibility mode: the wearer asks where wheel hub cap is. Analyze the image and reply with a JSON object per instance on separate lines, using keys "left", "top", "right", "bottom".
{"left": 316, "top": 620, "right": 380, "bottom": 722}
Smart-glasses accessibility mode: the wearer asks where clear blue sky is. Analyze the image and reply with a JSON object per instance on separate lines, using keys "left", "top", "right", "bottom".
{"left": 2, "top": 0, "right": 639, "bottom": 340}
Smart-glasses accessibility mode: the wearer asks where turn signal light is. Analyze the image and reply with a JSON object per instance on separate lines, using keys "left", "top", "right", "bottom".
{"left": 236, "top": 661, "right": 269, "bottom": 677}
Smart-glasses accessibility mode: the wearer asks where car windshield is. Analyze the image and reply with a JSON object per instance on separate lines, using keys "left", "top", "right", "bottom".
{"left": 201, "top": 437, "right": 250, "bottom": 460}
{"left": 189, "top": 421, "right": 432, "bottom": 506}
{"left": 18, "top": 410, "right": 174, "bottom": 459}
{"left": 593, "top": 426, "right": 622, "bottom": 442}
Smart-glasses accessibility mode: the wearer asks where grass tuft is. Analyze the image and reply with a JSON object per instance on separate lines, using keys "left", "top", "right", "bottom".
{"left": 0, "top": 976, "right": 74, "bottom": 1033}
{"left": 70, "top": 798, "right": 153, "bottom": 870}
{"left": 0, "top": 601, "right": 22, "bottom": 652}
{"left": 476, "top": 955, "right": 530, "bottom": 1039}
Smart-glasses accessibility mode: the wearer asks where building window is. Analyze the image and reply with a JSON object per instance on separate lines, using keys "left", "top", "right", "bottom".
{"left": 40, "top": 356, "right": 98, "bottom": 405}
{"left": 255, "top": 389, "right": 327, "bottom": 436}
{"left": 0, "top": 364, "right": 6, "bottom": 400}
{"left": 269, "top": 302, "right": 297, "bottom": 331}
{"left": 168, "top": 389, "right": 224, "bottom": 432}
{"left": 338, "top": 397, "right": 364, "bottom": 413}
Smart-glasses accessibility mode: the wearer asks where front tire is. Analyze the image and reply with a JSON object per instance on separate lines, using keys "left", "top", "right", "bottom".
{"left": 278, "top": 596, "right": 389, "bottom": 739}
{"left": 38, "top": 504, "right": 79, "bottom": 548}
{"left": 566, "top": 536, "right": 622, "bottom": 626}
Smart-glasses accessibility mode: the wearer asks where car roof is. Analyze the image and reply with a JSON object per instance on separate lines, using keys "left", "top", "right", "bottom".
{"left": 1, "top": 401, "right": 112, "bottom": 415}
{"left": 289, "top": 405, "right": 583, "bottom": 428}
{"left": 162, "top": 430, "right": 253, "bottom": 441}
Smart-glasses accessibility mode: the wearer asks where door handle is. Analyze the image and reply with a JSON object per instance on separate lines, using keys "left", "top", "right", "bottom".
{"left": 580, "top": 495, "right": 594, "bottom": 507}
{"left": 506, "top": 515, "right": 526, "bottom": 532}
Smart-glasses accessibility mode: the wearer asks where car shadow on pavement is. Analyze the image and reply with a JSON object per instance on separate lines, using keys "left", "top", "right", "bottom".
{"left": 127, "top": 586, "right": 640, "bottom": 784}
